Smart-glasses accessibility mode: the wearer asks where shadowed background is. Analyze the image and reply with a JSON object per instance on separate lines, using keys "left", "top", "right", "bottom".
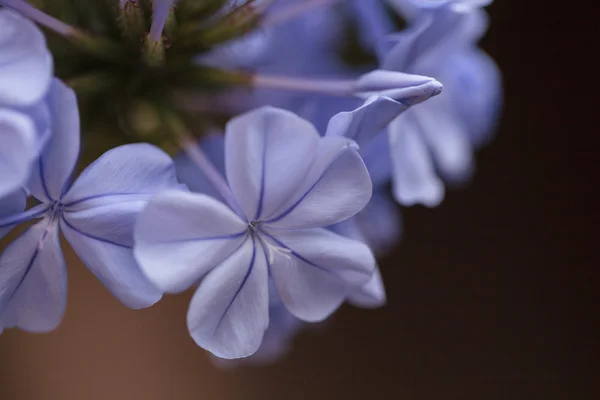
{"left": 1, "top": 1, "right": 597, "bottom": 399}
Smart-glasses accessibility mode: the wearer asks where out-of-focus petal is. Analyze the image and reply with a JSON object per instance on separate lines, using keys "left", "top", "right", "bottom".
{"left": 0, "top": 109, "right": 36, "bottom": 197}
{"left": 446, "top": 49, "right": 502, "bottom": 147}
{"left": 263, "top": 227, "right": 375, "bottom": 322}
{"left": 0, "top": 189, "right": 27, "bottom": 239}
{"left": 225, "top": 107, "right": 320, "bottom": 221}
{"left": 0, "top": 221, "right": 66, "bottom": 333}
{"left": 412, "top": 98, "right": 474, "bottom": 182}
{"left": 187, "top": 237, "right": 269, "bottom": 359}
{"left": 0, "top": 9, "right": 52, "bottom": 106}
{"left": 175, "top": 135, "right": 226, "bottom": 201}
{"left": 389, "top": 114, "right": 444, "bottom": 207}
{"left": 134, "top": 190, "right": 247, "bottom": 293}
{"left": 28, "top": 80, "right": 80, "bottom": 202}
{"left": 348, "top": 267, "right": 386, "bottom": 309}
{"left": 266, "top": 136, "right": 372, "bottom": 230}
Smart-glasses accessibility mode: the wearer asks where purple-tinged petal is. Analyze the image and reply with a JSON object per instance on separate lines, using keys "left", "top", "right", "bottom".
{"left": 60, "top": 215, "right": 161, "bottom": 309}
{"left": 28, "top": 79, "right": 80, "bottom": 202}
{"left": 0, "top": 189, "right": 28, "bottom": 239}
{"left": 175, "top": 135, "right": 226, "bottom": 201}
{"left": 187, "top": 236, "right": 269, "bottom": 359}
{"left": 446, "top": 49, "right": 502, "bottom": 147}
{"left": 354, "top": 70, "right": 443, "bottom": 105}
{"left": 0, "top": 9, "right": 52, "bottom": 106}
{"left": 0, "top": 109, "right": 36, "bottom": 197}
{"left": 389, "top": 114, "right": 444, "bottom": 207}
{"left": 266, "top": 136, "right": 372, "bottom": 230}
{"left": 412, "top": 98, "right": 474, "bottom": 182}
{"left": 0, "top": 221, "right": 66, "bottom": 333}
{"left": 134, "top": 190, "right": 248, "bottom": 294}
{"left": 348, "top": 267, "right": 386, "bottom": 309}
{"left": 63, "top": 143, "right": 179, "bottom": 205}
{"left": 225, "top": 106, "right": 320, "bottom": 221}
{"left": 325, "top": 96, "right": 405, "bottom": 148}
{"left": 382, "top": 8, "right": 486, "bottom": 72}
{"left": 263, "top": 227, "right": 375, "bottom": 322}
{"left": 331, "top": 190, "right": 402, "bottom": 256}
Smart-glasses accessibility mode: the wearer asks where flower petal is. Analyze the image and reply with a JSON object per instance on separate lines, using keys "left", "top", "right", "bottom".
{"left": 175, "top": 135, "right": 226, "bottom": 201}
{"left": 60, "top": 215, "right": 161, "bottom": 309}
{"left": 331, "top": 190, "right": 402, "bottom": 256}
{"left": 0, "top": 188, "right": 27, "bottom": 239}
{"left": 134, "top": 190, "right": 248, "bottom": 293}
{"left": 263, "top": 228, "right": 375, "bottom": 322}
{"left": 225, "top": 106, "right": 320, "bottom": 221}
{"left": 187, "top": 236, "right": 269, "bottom": 359}
{"left": 63, "top": 143, "right": 179, "bottom": 205}
{"left": 0, "top": 221, "right": 67, "bottom": 333}
{"left": 412, "top": 97, "right": 474, "bottom": 182}
{"left": 0, "top": 9, "right": 52, "bottom": 106}
{"left": 266, "top": 136, "right": 372, "bottom": 230}
{"left": 325, "top": 96, "right": 406, "bottom": 148}
{"left": 389, "top": 114, "right": 444, "bottom": 207}
{"left": 353, "top": 71, "right": 443, "bottom": 105}
{"left": 0, "top": 109, "right": 36, "bottom": 197}
{"left": 28, "top": 79, "right": 80, "bottom": 202}
{"left": 348, "top": 267, "right": 386, "bottom": 309}
{"left": 447, "top": 49, "right": 502, "bottom": 147}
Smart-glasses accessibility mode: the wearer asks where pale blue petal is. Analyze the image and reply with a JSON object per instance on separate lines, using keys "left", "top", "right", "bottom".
{"left": 446, "top": 49, "right": 502, "bottom": 147}
{"left": 0, "top": 109, "right": 36, "bottom": 197}
{"left": 60, "top": 214, "right": 162, "bottom": 309}
{"left": 187, "top": 236, "right": 269, "bottom": 359}
{"left": 225, "top": 107, "right": 320, "bottom": 221}
{"left": 0, "top": 221, "right": 67, "bottom": 333}
{"left": 350, "top": 0, "right": 396, "bottom": 58}
{"left": 245, "top": 300, "right": 303, "bottom": 364}
{"left": 355, "top": 191, "right": 403, "bottom": 254}
{"left": 332, "top": 191, "right": 402, "bottom": 256}
{"left": 63, "top": 143, "right": 179, "bottom": 205}
{"left": 263, "top": 227, "right": 375, "bottom": 322}
{"left": 28, "top": 80, "right": 80, "bottom": 202}
{"left": 354, "top": 70, "right": 443, "bottom": 105}
{"left": 0, "top": 9, "right": 52, "bottom": 106}
{"left": 174, "top": 135, "right": 226, "bottom": 201}
{"left": 382, "top": 9, "right": 486, "bottom": 72}
{"left": 266, "top": 136, "right": 372, "bottom": 230}
{"left": 412, "top": 98, "right": 474, "bottom": 182}
{"left": 348, "top": 267, "right": 386, "bottom": 309}
{"left": 389, "top": 115, "right": 444, "bottom": 207}
{"left": 361, "top": 130, "right": 393, "bottom": 186}
{"left": 325, "top": 96, "right": 406, "bottom": 148}
{"left": 0, "top": 188, "right": 27, "bottom": 239}
{"left": 134, "top": 190, "right": 247, "bottom": 293}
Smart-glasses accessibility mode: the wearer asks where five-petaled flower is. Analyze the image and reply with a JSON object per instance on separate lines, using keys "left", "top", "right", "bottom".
{"left": 0, "top": 80, "right": 181, "bottom": 333}
{"left": 134, "top": 106, "right": 377, "bottom": 359}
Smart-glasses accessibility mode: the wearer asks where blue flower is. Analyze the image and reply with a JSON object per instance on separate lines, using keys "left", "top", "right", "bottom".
{"left": 134, "top": 106, "right": 376, "bottom": 359}
{"left": 381, "top": 3, "right": 501, "bottom": 206}
{"left": 0, "top": 8, "right": 53, "bottom": 198}
{"left": 0, "top": 80, "right": 181, "bottom": 333}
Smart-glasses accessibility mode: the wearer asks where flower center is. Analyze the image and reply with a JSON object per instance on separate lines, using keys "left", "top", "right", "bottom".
{"left": 49, "top": 201, "right": 64, "bottom": 222}
{"left": 248, "top": 220, "right": 261, "bottom": 234}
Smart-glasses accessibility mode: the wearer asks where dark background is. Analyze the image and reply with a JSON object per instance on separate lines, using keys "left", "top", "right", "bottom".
{"left": 1, "top": 1, "right": 597, "bottom": 399}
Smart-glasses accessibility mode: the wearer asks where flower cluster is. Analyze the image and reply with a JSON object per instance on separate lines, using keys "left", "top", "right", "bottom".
{"left": 0, "top": 0, "right": 501, "bottom": 362}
